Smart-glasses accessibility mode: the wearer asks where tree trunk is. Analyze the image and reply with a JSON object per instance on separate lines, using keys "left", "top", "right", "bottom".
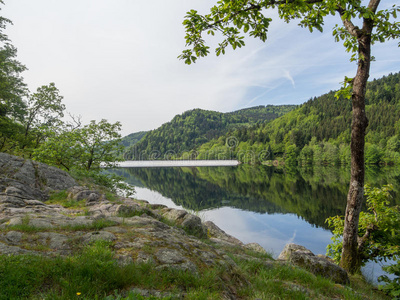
{"left": 340, "top": 33, "right": 371, "bottom": 274}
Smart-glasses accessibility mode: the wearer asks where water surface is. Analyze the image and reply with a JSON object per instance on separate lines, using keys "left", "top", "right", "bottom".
{"left": 108, "top": 164, "right": 400, "bottom": 281}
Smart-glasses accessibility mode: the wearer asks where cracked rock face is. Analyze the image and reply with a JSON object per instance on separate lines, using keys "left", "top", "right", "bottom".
{"left": 0, "top": 153, "right": 77, "bottom": 210}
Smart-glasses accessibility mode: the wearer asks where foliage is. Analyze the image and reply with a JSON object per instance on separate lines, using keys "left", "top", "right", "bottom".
{"left": 326, "top": 184, "right": 400, "bottom": 294}
{"left": 179, "top": 1, "right": 400, "bottom": 65}
{"left": 125, "top": 105, "right": 296, "bottom": 160}
{"left": 0, "top": 6, "right": 27, "bottom": 121}
{"left": 33, "top": 119, "right": 123, "bottom": 171}
{"left": 120, "top": 131, "right": 146, "bottom": 151}
{"left": 0, "top": 2, "right": 28, "bottom": 153}
{"left": 378, "top": 263, "right": 400, "bottom": 299}
{"left": 22, "top": 83, "right": 65, "bottom": 151}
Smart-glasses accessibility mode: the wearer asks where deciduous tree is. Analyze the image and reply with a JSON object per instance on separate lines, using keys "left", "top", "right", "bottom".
{"left": 179, "top": 0, "right": 400, "bottom": 273}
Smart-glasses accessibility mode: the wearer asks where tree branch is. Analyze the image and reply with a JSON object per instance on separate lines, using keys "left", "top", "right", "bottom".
{"left": 337, "top": 6, "right": 361, "bottom": 38}
{"left": 204, "top": 0, "right": 325, "bottom": 29}
{"left": 357, "top": 223, "right": 378, "bottom": 252}
{"left": 368, "top": 0, "right": 381, "bottom": 13}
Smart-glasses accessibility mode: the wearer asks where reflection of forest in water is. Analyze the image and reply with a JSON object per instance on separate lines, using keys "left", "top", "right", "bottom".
{"left": 108, "top": 165, "right": 400, "bottom": 229}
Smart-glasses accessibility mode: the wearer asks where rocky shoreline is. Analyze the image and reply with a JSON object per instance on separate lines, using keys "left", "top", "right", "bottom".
{"left": 0, "top": 152, "right": 350, "bottom": 298}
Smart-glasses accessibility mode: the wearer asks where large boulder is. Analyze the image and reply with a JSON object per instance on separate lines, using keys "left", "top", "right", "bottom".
{"left": 0, "top": 153, "right": 77, "bottom": 209}
{"left": 0, "top": 153, "right": 76, "bottom": 192}
{"left": 278, "top": 243, "right": 349, "bottom": 285}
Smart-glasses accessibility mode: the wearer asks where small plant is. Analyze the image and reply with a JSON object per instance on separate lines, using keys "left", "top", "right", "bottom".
{"left": 379, "top": 263, "right": 400, "bottom": 298}
{"left": 326, "top": 184, "right": 400, "bottom": 297}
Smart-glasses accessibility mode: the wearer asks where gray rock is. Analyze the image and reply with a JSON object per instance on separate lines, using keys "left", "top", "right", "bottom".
{"left": 29, "top": 218, "right": 54, "bottom": 229}
{"left": 115, "top": 204, "right": 141, "bottom": 217}
{"left": 24, "top": 199, "right": 46, "bottom": 206}
{"left": 155, "top": 248, "right": 186, "bottom": 264}
{"left": 204, "top": 221, "right": 243, "bottom": 246}
{"left": 278, "top": 243, "right": 349, "bottom": 285}
{"left": 0, "top": 153, "right": 76, "bottom": 192}
{"left": 136, "top": 252, "right": 154, "bottom": 264}
{"left": 37, "top": 232, "right": 69, "bottom": 249}
{"left": 5, "top": 231, "right": 23, "bottom": 244}
{"left": 162, "top": 208, "right": 187, "bottom": 223}
{"left": 0, "top": 195, "right": 26, "bottom": 207}
{"left": 82, "top": 231, "right": 117, "bottom": 244}
{"left": 86, "top": 192, "right": 100, "bottom": 205}
{"left": 103, "top": 226, "right": 128, "bottom": 234}
{"left": 181, "top": 214, "right": 207, "bottom": 238}
{"left": 68, "top": 186, "right": 102, "bottom": 202}
{"left": 245, "top": 242, "right": 267, "bottom": 254}
{"left": 35, "top": 161, "right": 76, "bottom": 191}
{"left": 0, "top": 241, "right": 38, "bottom": 255}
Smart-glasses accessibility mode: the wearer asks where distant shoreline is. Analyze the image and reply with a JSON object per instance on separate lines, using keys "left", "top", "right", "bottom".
{"left": 116, "top": 160, "right": 240, "bottom": 168}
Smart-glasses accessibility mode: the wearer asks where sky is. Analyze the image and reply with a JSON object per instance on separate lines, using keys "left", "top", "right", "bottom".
{"left": 2, "top": 0, "right": 400, "bottom": 136}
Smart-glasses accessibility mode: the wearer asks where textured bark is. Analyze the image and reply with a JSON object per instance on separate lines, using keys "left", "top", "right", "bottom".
{"left": 339, "top": 15, "right": 375, "bottom": 273}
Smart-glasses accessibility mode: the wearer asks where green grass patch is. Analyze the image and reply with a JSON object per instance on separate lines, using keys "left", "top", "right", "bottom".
{"left": 0, "top": 240, "right": 390, "bottom": 300}
{"left": 48, "top": 190, "right": 69, "bottom": 201}
{"left": 47, "top": 189, "right": 86, "bottom": 209}
{"left": 47, "top": 197, "right": 86, "bottom": 209}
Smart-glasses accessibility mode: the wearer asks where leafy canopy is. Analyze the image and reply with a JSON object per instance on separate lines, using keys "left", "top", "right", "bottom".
{"left": 179, "top": 0, "right": 400, "bottom": 65}
{"left": 33, "top": 119, "right": 124, "bottom": 171}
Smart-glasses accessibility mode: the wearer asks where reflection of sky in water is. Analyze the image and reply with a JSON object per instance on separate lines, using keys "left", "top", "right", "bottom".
{"left": 135, "top": 187, "right": 332, "bottom": 256}
{"left": 201, "top": 208, "right": 333, "bottom": 258}
{"left": 135, "top": 186, "right": 390, "bottom": 283}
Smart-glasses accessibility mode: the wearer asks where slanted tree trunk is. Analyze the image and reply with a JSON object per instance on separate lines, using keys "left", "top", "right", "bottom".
{"left": 340, "top": 22, "right": 373, "bottom": 274}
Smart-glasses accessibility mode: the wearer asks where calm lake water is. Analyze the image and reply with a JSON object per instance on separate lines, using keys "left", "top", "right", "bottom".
{"left": 107, "top": 162, "right": 400, "bottom": 282}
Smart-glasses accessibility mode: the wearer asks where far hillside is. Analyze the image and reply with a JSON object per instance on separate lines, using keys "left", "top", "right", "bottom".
{"left": 123, "top": 105, "right": 296, "bottom": 160}
{"left": 193, "top": 72, "right": 400, "bottom": 165}
{"left": 120, "top": 131, "right": 147, "bottom": 148}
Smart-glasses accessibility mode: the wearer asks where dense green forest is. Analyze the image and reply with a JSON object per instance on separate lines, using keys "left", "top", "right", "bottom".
{"left": 191, "top": 72, "right": 400, "bottom": 165}
{"left": 120, "top": 131, "right": 147, "bottom": 148}
{"left": 123, "top": 105, "right": 296, "bottom": 160}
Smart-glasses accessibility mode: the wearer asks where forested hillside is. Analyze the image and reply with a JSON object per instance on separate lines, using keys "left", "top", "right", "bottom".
{"left": 120, "top": 131, "right": 147, "bottom": 148}
{"left": 124, "top": 105, "right": 296, "bottom": 160}
{"left": 192, "top": 72, "right": 400, "bottom": 165}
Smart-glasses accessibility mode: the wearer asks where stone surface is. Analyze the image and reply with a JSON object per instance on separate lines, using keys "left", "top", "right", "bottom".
{"left": 0, "top": 153, "right": 76, "bottom": 192}
{"left": 278, "top": 243, "right": 349, "bottom": 285}
{"left": 245, "top": 242, "right": 268, "bottom": 254}
{"left": 82, "top": 231, "right": 117, "bottom": 244}
{"left": 204, "top": 221, "right": 243, "bottom": 246}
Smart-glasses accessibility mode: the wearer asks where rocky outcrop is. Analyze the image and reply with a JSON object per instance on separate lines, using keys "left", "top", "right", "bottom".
{"left": 0, "top": 153, "right": 351, "bottom": 298}
{"left": 278, "top": 243, "right": 349, "bottom": 285}
{"left": 0, "top": 153, "right": 271, "bottom": 298}
{"left": 0, "top": 153, "right": 76, "bottom": 210}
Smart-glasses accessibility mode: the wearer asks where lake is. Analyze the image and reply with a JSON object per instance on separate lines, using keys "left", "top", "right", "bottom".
{"left": 107, "top": 162, "right": 400, "bottom": 282}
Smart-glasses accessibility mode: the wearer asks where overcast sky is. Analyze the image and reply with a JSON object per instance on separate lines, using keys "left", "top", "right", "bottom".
{"left": 3, "top": 0, "right": 400, "bottom": 136}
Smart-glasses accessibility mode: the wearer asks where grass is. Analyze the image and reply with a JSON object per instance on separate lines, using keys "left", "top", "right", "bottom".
{"left": 47, "top": 190, "right": 87, "bottom": 209}
{"left": 0, "top": 240, "right": 390, "bottom": 300}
